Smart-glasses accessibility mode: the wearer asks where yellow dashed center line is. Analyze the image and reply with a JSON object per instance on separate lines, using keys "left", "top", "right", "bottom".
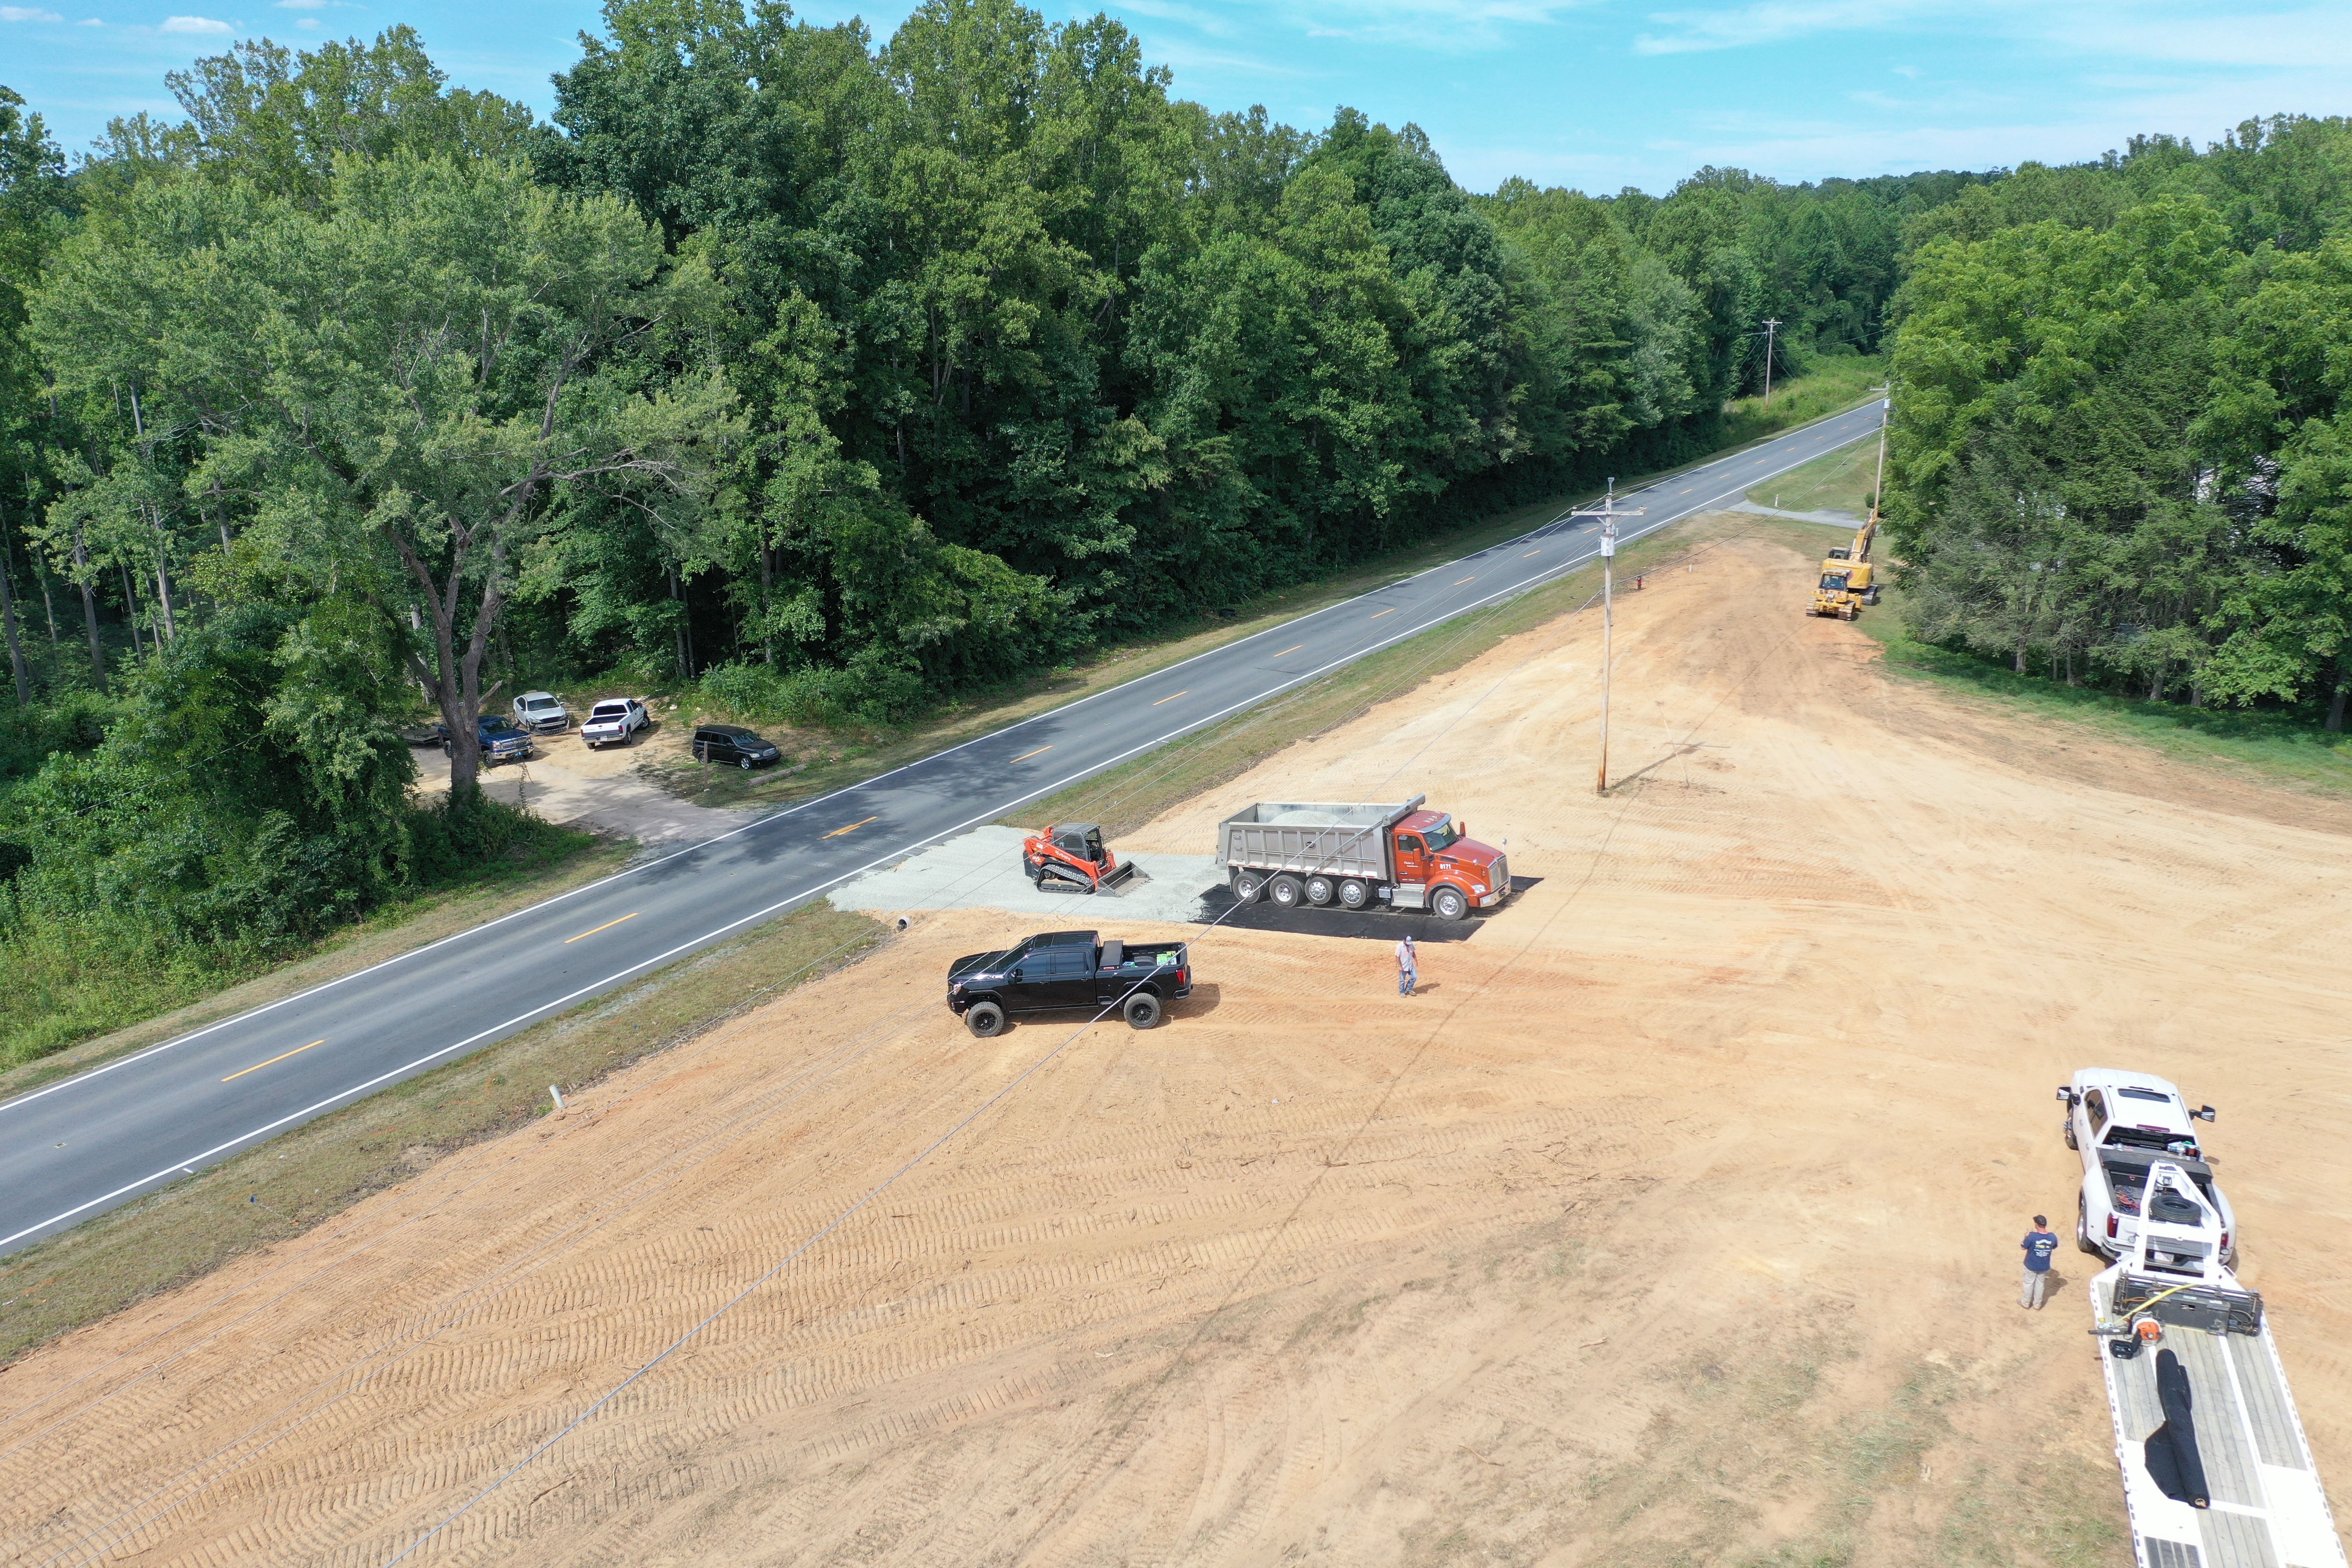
{"left": 1369, "top": 608, "right": 1395, "bottom": 619}
{"left": 823, "top": 817, "right": 879, "bottom": 839}
{"left": 1151, "top": 690, "right": 1190, "bottom": 706}
{"left": 1275, "top": 644, "right": 1304, "bottom": 657}
{"left": 565, "top": 912, "right": 639, "bottom": 943}
{"left": 1523, "top": 549, "right": 1541, "bottom": 557}
{"left": 1011, "top": 744, "right": 1053, "bottom": 763}
{"left": 223, "top": 1040, "right": 325, "bottom": 1083}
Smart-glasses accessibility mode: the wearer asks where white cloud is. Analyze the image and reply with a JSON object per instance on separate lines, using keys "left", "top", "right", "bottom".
{"left": 275, "top": 0, "right": 324, "bottom": 7}
{"left": 295, "top": 13, "right": 315, "bottom": 24}
{"left": 0, "top": 5, "right": 66, "bottom": 19}
{"left": 77, "top": 12, "right": 100, "bottom": 19}
{"left": 1635, "top": 0, "right": 1925, "bottom": 55}
{"left": 159, "top": 12, "right": 233, "bottom": 30}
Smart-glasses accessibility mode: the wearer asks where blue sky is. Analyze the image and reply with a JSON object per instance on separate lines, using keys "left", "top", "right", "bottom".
{"left": 7, "top": 0, "right": 2352, "bottom": 194}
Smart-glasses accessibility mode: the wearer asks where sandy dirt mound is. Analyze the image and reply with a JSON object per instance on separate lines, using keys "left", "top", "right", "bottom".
{"left": 6, "top": 527, "right": 2349, "bottom": 1568}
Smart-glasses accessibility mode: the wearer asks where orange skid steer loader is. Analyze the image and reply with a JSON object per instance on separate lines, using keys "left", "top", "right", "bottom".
{"left": 1021, "top": 823, "right": 1139, "bottom": 895}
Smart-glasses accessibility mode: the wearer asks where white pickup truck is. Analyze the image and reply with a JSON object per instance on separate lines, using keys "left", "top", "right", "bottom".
{"left": 580, "top": 698, "right": 650, "bottom": 750}
{"left": 2058, "top": 1069, "right": 2234, "bottom": 1270}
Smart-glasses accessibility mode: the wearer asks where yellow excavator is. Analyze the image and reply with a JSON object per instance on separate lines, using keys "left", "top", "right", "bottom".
{"left": 1808, "top": 514, "right": 1880, "bottom": 620}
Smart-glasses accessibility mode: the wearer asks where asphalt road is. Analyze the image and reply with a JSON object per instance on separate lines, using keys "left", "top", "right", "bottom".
{"left": 0, "top": 400, "right": 1884, "bottom": 1255}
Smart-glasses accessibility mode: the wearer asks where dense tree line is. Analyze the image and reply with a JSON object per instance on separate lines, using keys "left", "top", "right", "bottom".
{"left": 0, "top": 1, "right": 1969, "bottom": 1056}
{"left": 1886, "top": 118, "right": 2352, "bottom": 722}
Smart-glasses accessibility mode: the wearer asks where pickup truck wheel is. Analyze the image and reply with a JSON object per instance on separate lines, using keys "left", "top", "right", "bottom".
{"left": 1123, "top": 992, "right": 1162, "bottom": 1029}
{"left": 1304, "top": 875, "right": 1335, "bottom": 906}
{"left": 1337, "top": 879, "right": 1370, "bottom": 910}
{"left": 2063, "top": 1118, "right": 2077, "bottom": 1151}
{"left": 964, "top": 1001, "right": 1006, "bottom": 1038}
{"left": 2076, "top": 1194, "right": 2102, "bottom": 1256}
{"left": 1232, "top": 871, "right": 1264, "bottom": 904}
{"left": 1268, "top": 875, "right": 1304, "bottom": 909}
{"left": 1430, "top": 885, "right": 1470, "bottom": 921}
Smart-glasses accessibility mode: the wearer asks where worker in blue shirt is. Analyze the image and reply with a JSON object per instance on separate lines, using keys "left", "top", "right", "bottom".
{"left": 2020, "top": 1214, "right": 2058, "bottom": 1309}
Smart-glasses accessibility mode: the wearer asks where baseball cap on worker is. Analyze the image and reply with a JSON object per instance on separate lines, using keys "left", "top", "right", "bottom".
{"left": 2033, "top": 1214, "right": 2047, "bottom": 1227}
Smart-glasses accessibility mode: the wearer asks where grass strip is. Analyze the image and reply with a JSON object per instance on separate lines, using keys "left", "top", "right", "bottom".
{"left": 1004, "top": 517, "right": 1751, "bottom": 839}
{"left": 0, "top": 900, "right": 886, "bottom": 1369}
{"left": 1736, "top": 514, "right": 2352, "bottom": 799}
{"left": 0, "top": 836, "right": 635, "bottom": 1104}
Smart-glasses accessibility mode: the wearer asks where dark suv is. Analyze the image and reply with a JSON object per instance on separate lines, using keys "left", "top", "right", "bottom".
{"left": 692, "top": 724, "right": 781, "bottom": 768}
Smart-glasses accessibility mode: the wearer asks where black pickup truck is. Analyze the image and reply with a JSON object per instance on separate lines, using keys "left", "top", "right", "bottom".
{"left": 946, "top": 929, "right": 1192, "bottom": 1037}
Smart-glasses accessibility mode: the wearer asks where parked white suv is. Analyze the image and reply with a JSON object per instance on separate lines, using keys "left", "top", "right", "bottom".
{"left": 580, "top": 698, "right": 650, "bottom": 749}
{"left": 2056, "top": 1069, "right": 2233, "bottom": 1268}
{"left": 512, "top": 690, "right": 570, "bottom": 734}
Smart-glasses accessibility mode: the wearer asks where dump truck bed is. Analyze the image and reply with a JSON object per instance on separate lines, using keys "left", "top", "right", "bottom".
{"left": 1214, "top": 796, "right": 1424, "bottom": 883}
{"left": 2092, "top": 1267, "right": 2348, "bottom": 1568}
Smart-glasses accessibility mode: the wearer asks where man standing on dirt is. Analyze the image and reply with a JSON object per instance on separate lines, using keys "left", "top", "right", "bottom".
{"left": 1396, "top": 934, "right": 1418, "bottom": 997}
{"left": 2020, "top": 1215, "right": 2058, "bottom": 1309}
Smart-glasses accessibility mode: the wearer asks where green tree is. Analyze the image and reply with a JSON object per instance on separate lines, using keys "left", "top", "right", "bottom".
{"left": 33, "top": 153, "right": 739, "bottom": 795}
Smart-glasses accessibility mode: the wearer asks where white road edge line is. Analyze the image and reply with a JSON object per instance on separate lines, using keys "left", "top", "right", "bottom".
{"left": 0, "top": 403, "right": 1882, "bottom": 1210}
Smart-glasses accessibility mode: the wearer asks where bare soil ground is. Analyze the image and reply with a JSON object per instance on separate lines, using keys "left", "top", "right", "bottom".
{"left": 6, "top": 527, "right": 2348, "bottom": 1568}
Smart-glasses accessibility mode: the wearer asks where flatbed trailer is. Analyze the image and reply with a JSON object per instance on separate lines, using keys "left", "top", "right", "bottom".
{"left": 2089, "top": 1161, "right": 2346, "bottom": 1568}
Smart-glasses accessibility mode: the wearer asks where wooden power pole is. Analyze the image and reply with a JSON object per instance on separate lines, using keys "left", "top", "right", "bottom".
{"left": 1760, "top": 318, "right": 1782, "bottom": 407}
{"left": 1573, "top": 479, "right": 1645, "bottom": 795}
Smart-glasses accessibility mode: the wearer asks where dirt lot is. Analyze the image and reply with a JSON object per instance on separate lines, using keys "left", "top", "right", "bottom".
{"left": 6, "top": 525, "right": 2348, "bottom": 1568}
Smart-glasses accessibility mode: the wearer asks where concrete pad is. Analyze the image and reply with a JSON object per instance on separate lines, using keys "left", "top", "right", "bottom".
{"left": 829, "top": 826, "right": 1225, "bottom": 923}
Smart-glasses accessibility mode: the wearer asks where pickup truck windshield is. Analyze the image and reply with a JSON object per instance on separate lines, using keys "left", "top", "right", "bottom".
{"left": 1421, "top": 818, "right": 1461, "bottom": 851}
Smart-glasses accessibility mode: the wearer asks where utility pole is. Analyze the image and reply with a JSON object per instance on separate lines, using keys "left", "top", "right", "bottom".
{"left": 1869, "top": 383, "right": 1890, "bottom": 520}
{"left": 1760, "top": 318, "right": 1782, "bottom": 406}
{"left": 1572, "top": 479, "right": 1645, "bottom": 795}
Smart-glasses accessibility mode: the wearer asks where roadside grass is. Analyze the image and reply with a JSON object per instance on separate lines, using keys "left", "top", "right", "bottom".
{"left": 1749, "top": 438, "right": 1880, "bottom": 518}
{"left": 1721, "top": 355, "right": 1885, "bottom": 449}
{"left": 1003, "top": 515, "right": 1756, "bottom": 839}
{"left": 0, "top": 818, "right": 611, "bottom": 1076}
{"left": 1738, "top": 517, "right": 2352, "bottom": 799}
{"left": 0, "top": 834, "right": 632, "bottom": 1102}
{"left": 0, "top": 900, "right": 886, "bottom": 1369}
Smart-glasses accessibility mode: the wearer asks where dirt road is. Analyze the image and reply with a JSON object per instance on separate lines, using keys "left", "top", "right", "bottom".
{"left": 6, "top": 524, "right": 2347, "bottom": 1567}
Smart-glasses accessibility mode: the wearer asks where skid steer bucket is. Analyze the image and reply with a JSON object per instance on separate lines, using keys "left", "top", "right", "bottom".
{"left": 1022, "top": 822, "right": 1140, "bottom": 894}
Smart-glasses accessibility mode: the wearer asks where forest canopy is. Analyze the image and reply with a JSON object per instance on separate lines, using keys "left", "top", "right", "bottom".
{"left": 5, "top": 0, "right": 2347, "bottom": 1060}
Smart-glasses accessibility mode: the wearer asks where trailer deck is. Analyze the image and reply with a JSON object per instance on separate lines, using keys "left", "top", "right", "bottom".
{"left": 2087, "top": 1157, "right": 2346, "bottom": 1568}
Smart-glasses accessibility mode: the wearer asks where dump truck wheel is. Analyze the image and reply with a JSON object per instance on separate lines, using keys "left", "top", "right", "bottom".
{"left": 965, "top": 1001, "right": 1006, "bottom": 1038}
{"left": 1305, "top": 875, "right": 1335, "bottom": 906}
{"left": 1430, "top": 885, "right": 1470, "bottom": 921}
{"left": 1232, "top": 870, "right": 1263, "bottom": 904}
{"left": 1338, "top": 879, "right": 1370, "bottom": 910}
{"left": 1123, "top": 992, "right": 1162, "bottom": 1030}
{"left": 1268, "top": 875, "right": 1304, "bottom": 909}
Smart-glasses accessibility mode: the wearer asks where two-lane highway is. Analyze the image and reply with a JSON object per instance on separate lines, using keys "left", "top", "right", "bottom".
{"left": 0, "top": 400, "right": 1884, "bottom": 1254}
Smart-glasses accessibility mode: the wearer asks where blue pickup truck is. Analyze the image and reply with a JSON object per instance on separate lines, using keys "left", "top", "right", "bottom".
{"left": 436, "top": 715, "right": 535, "bottom": 766}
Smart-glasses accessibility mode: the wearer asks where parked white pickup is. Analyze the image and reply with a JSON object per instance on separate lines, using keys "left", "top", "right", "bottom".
{"left": 580, "top": 698, "right": 650, "bottom": 749}
{"left": 2058, "top": 1069, "right": 2235, "bottom": 1271}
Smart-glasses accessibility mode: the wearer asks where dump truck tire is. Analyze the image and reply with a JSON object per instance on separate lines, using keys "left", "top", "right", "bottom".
{"left": 1124, "top": 992, "right": 1161, "bottom": 1030}
{"left": 1430, "top": 885, "right": 1470, "bottom": 921}
{"left": 1305, "top": 875, "right": 1335, "bottom": 906}
{"left": 965, "top": 1001, "right": 1006, "bottom": 1038}
{"left": 1338, "top": 878, "right": 1370, "bottom": 910}
{"left": 1268, "top": 875, "right": 1304, "bottom": 909}
{"left": 1232, "top": 870, "right": 1263, "bottom": 904}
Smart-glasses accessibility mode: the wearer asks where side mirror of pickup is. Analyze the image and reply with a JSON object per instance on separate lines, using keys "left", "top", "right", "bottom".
{"left": 2054, "top": 1087, "right": 2076, "bottom": 1105}
{"left": 1009, "top": 969, "right": 1024, "bottom": 983}
{"left": 2195, "top": 1105, "right": 2216, "bottom": 1122}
